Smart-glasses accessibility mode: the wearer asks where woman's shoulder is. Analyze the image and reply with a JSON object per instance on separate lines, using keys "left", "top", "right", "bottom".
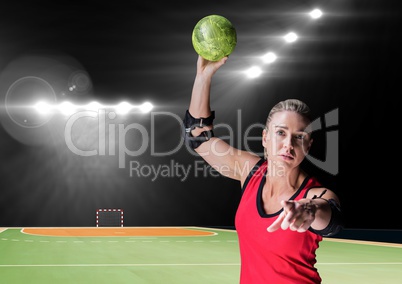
{"left": 239, "top": 154, "right": 265, "bottom": 186}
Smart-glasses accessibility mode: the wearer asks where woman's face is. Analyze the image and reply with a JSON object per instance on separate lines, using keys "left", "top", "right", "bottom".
{"left": 262, "top": 111, "right": 312, "bottom": 168}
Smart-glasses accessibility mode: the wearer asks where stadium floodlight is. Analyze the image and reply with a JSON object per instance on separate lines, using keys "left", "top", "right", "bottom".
{"left": 33, "top": 101, "right": 53, "bottom": 115}
{"left": 32, "top": 100, "right": 153, "bottom": 116}
{"left": 262, "top": 52, "right": 277, "bottom": 64}
{"left": 245, "top": 66, "right": 263, "bottom": 79}
{"left": 284, "top": 32, "right": 298, "bottom": 43}
{"left": 115, "top": 101, "right": 132, "bottom": 115}
{"left": 139, "top": 102, "right": 153, "bottom": 113}
{"left": 58, "top": 101, "right": 76, "bottom": 116}
{"left": 309, "top": 9, "right": 323, "bottom": 19}
{"left": 85, "top": 101, "right": 102, "bottom": 112}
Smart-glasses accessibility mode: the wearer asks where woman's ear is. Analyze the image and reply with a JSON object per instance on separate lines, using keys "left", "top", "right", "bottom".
{"left": 262, "top": 128, "right": 268, "bottom": 147}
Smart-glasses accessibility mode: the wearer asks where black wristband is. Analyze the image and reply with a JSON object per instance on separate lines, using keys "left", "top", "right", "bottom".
{"left": 183, "top": 110, "right": 215, "bottom": 149}
{"left": 183, "top": 110, "right": 215, "bottom": 131}
{"left": 310, "top": 198, "right": 343, "bottom": 237}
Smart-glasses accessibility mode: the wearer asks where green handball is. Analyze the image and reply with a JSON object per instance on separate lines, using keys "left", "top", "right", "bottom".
{"left": 192, "top": 14, "right": 237, "bottom": 61}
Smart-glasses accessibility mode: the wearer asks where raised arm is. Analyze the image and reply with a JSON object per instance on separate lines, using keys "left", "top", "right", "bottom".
{"left": 188, "top": 55, "right": 227, "bottom": 118}
{"left": 184, "top": 56, "right": 260, "bottom": 182}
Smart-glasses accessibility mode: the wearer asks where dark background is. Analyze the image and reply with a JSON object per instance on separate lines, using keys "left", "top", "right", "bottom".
{"left": 0, "top": 0, "right": 399, "bottom": 230}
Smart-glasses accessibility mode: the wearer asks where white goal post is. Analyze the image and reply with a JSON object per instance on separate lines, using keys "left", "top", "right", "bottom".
{"left": 96, "top": 208, "right": 124, "bottom": 227}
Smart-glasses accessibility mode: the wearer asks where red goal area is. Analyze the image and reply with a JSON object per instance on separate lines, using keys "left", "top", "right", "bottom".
{"left": 96, "top": 208, "right": 124, "bottom": 227}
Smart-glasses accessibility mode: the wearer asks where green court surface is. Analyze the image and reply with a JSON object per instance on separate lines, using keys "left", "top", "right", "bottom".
{"left": 0, "top": 227, "right": 401, "bottom": 284}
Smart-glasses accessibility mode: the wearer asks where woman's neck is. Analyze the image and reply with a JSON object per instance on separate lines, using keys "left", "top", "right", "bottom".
{"left": 265, "top": 162, "right": 306, "bottom": 194}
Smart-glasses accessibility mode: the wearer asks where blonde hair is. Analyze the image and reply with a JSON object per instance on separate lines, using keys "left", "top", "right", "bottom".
{"left": 264, "top": 99, "right": 312, "bottom": 159}
{"left": 266, "top": 99, "right": 311, "bottom": 126}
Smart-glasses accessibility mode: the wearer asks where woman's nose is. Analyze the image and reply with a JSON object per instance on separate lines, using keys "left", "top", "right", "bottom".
{"left": 283, "top": 138, "right": 294, "bottom": 150}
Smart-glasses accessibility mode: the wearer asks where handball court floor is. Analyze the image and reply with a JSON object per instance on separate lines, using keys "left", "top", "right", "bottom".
{"left": 0, "top": 227, "right": 401, "bottom": 284}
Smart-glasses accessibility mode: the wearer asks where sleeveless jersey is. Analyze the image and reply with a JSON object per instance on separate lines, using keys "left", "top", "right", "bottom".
{"left": 235, "top": 158, "right": 323, "bottom": 283}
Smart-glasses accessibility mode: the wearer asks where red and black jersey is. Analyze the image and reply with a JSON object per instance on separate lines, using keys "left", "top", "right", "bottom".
{"left": 235, "top": 158, "right": 323, "bottom": 283}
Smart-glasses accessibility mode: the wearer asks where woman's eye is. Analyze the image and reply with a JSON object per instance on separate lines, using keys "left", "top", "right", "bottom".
{"left": 296, "top": 134, "right": 305, "bottom": 140}
{"left": 276, "top": 130, "right": 285, "bottom": 136}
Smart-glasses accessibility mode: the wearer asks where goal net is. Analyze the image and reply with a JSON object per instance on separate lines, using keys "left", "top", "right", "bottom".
{"left": 96, "top": 208, "right": 124, "bottom": 227}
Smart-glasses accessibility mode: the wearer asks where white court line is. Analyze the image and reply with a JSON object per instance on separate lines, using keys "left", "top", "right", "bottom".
{"left": 1, "top": 238, "right": 238, "bottom": 244}
{"left": 1, "top": 262, "right": 402, "bottom": 268}
{"left": 317, "top": 262, "right": 402, "bottom": 265}
{"left": 0, "top": 263, "right": 240, "bottom": 267}
{"left": 324, "top": 238, "right": 402, "bottom": 248}
{"left": 0, "top": 228, "right": 8, "bottom": 234}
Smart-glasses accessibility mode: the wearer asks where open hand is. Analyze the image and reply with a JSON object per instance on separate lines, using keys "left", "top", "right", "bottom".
{"left": 267, "top": 199, "right": 316, "bottom": 233}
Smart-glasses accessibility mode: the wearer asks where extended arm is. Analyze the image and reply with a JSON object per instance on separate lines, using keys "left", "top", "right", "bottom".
{"left": 267, "top": 188, "right": 343, "bottom": 237}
